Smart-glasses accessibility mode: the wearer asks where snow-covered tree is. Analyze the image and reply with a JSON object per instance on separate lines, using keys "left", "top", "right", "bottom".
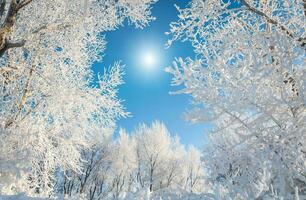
{"left": 55, "top": 121, "right": 205, "bottom": 199}
{"left": 182, "top": 146, "right": 205, "bottom": 194}
{"left": 134, "top": 121, "right": 174, "bottom": 192}
{"left": 109, "top": 128, "right": 138, "bottom": 199}
{"left": 127, "top": 121, "right": 206, "bottom": 198}
{"left": 0, "top": 0, "right": 157, "bottom": 196}
{"left": 57, "top": 135, "right": 113, "bottom": 200}
{"left": 167, "top": 0, "right": 305, "bottom": 199}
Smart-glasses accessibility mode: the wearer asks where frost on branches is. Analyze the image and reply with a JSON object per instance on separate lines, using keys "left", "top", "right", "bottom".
{"left": 0, "top": 0, "right": 157, "bottom": 196}
{"left": 55, "top": 121, "right": 206, "bottom": 199}
{"left": 166, "top": 0, "right": 305, "bottom": 199}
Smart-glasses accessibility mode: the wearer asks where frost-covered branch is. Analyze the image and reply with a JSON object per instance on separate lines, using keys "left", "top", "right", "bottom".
{"left": 167, "top": 0, "right": 305, "bottom": 199}
{"left": 0, "top": 0, "right": 157, "bottom": 197}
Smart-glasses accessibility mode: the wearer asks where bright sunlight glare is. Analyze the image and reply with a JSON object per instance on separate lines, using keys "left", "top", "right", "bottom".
{"left": 141, "top": 50, "right": 158, "bottom": 70}
{"left": 143, "top": 53, "right": 155, "bottom": 66}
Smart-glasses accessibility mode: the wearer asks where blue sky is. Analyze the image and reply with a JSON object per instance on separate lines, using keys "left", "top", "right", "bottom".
{"left": 92, "top": 0, "right": 211, "bottom": 148}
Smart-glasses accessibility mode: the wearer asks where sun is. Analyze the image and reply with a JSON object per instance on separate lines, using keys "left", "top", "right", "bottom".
{"left": 134, "top": 43, "right": 161, "bottom": 74}
{"left": 143, "top": 53, "right": 155, "bottom": 66}
{"left": 141, "top": 51, "right": 157, "bottom": 69}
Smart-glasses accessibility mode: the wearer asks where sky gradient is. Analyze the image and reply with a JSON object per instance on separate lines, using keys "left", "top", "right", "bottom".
{"left": 92, "top": 0, "right": 211, "bottom": 147}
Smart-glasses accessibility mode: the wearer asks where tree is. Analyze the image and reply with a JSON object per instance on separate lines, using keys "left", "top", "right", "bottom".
{"left": 134, "top": 121, "right": 174, "bottom": 192}
{"left": 131, "top": 121, "right": 205, "bottom": 197}
{"left": 55, "top": 122, "right": 203, "bottom": 199}
{"left": 109, "top": 128, "right": 138, "bottom": 199}
{"left": 58, "top": 137, "right": 113, "bottom": 200}
{"left": 182, "top": 146, "right": 205, "bottom": 193}
{"left": 0, "top": 0, "right": 157, "bottom": 196}
{"left": 167, "top": 0, "right": 305, "bottom": 199}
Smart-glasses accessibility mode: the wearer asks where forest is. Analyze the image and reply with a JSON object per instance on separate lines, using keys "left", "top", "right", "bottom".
{"left": 0, "top": 0, "right": 305, "bottom": 199}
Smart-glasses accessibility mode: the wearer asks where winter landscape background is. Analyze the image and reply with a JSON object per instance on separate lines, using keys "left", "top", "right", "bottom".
{"left": 0, "top": 0, "right": 305, "bottom": 199}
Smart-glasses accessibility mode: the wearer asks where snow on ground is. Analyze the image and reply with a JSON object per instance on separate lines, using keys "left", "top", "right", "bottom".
{"left": 0, "top": 194, "right": 44, "bottom": 200}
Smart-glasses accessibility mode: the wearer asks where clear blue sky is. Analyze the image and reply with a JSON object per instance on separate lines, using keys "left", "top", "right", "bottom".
{"left": 92, "top": 0, "right": 211, "bottom": 148}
